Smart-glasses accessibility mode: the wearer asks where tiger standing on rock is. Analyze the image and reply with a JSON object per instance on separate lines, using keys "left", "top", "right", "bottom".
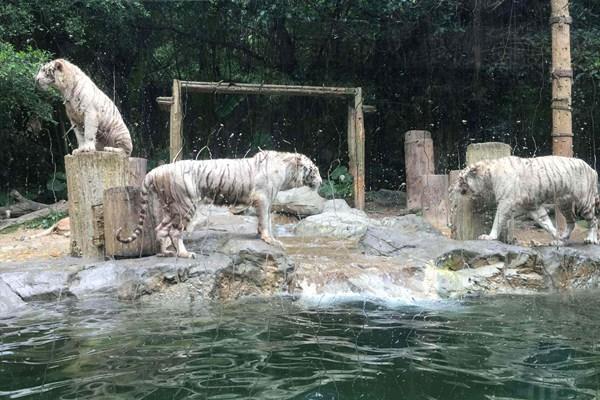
{"left": 35, "top": 58, "right": 133, "bottom": 156}
{"left": 455, "top": 155, "right": 599, "bottom": 246}
{"left": 116, "top": 151, "right": 322, "bottom": 258}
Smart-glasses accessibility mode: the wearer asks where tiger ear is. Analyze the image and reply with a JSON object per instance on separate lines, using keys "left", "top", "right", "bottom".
{"left": 54, "top": 60, "right": 64, "bottom": 72}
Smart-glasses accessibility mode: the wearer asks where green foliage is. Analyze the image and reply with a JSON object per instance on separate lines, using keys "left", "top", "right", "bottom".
{"left": 46, "top": 172, "right": 67, "bottom": 200}
{"left": 319, "top": 165, "right": 353, "bottom": 199}
{"left": 25, "top": 210, "right": 68, "bottom": 230}
{"left": 0, "top": 42, "right": 56, "bottom": 130}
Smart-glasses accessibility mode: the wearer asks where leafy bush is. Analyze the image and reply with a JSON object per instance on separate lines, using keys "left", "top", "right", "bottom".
{"left": 319, "top": 165, "right": 353, "bottom": 199}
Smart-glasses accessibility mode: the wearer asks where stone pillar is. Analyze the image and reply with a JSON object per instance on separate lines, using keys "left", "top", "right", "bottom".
{"left": 451, "top": 142, "right": 513, "bottom": 242}
{"left": 421, "top": 174, "right": 449, "bottom": 231}
{"left": 65, "top": 153, "right": 147, "bottom": 259}
{"left": 404, "top": 130, "right": 434, "bottom": 210}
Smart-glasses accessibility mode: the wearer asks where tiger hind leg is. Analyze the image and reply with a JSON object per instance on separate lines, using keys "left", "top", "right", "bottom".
{"left": 155, "top": 215, "right": 176, "bottom": 257}
{"left": 528, "top": 207, "right": 562, "bottom": 246}
{"left": 168, "top": 218, "right": 196, "bottom": 259}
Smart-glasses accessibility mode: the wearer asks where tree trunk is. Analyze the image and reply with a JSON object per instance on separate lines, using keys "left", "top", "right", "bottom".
{"left": 103, "top": 186, "right": 158, "bottom": 258}
{"left": 65, "top": 153, "right": 147, "bottom": 259}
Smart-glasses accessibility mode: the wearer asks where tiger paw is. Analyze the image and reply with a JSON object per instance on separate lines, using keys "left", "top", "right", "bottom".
{"left": 584, "top": 237, "right": 599, "bottom": 245}
{"left": 73, "top": 144, "right": 96, "bottom": 154}
{"left": 550, "top": 240, "right": 565, "bottom": 247}
{"left": 477, "top": 234, "right": 496, "bottom": 241}
{"left": 157, "top": 250, "right": 176, "bottom": 257}
{"left": 177, "top": 251, "right": 196, "bottom": 259}
{"left": 261, "top": 236, "right": 284, "bottom": 248}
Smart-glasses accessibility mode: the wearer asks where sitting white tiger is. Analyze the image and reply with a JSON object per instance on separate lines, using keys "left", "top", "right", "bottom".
{"left": 35, "top": 58, "right": 133, "bottom": 156}
{"left": 117, "top": 150, "right": 322, "bottom": 258}
{"left": 456, "top": 155, "right": 599, "bottom": 245}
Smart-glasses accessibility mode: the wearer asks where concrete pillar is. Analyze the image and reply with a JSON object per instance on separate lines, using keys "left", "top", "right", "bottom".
{"left": 404, "top": 130, "right": 434, "bottom": 210}
{"left": 451, "top": 142, "right": 513, "bottom": 242}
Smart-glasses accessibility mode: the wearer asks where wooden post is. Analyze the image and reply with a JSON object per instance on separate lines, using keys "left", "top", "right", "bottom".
{"left": 550, "top": 0, "right": 573, "bottom": 158}
{"left": 347, "top": 88, "right": 365, "bottom": 210}
{"left": 65, "top": 153, "right": 148, "bottom": 259}
{"left": 404, "top": 130, "right": 434, "bottom": 211}
{"left": 421, "top": 174, "right": 449, "bottom": 231}
{"left": 170, "top": 79, "right": 183, "bottom": 162}
{"left": 354, "top": 88, "right": 366, "bottom": 210}
{"left": 451, "top": 142, "right": 513, "bottom": 242}
{"left": 103, "top": 186, "right": 158, "bottom": 258}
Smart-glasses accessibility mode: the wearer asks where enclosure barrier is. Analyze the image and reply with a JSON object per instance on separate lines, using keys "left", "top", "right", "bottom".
{"left": 157, "top": 80, "right": 367, "bottom": 209}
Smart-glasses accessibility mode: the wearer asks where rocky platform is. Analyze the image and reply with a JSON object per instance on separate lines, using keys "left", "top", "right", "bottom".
{"left": 2, "top": 201, "right": 600, "bottom": 315}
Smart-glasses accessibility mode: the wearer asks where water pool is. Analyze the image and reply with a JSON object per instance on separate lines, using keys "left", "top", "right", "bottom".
{"left": 1, "top": 293, "right": 600, "bottom": 399}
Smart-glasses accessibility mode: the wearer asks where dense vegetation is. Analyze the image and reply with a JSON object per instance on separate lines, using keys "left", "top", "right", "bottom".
{"left": 1, "top": 0, "right": 600, "bottom": 202}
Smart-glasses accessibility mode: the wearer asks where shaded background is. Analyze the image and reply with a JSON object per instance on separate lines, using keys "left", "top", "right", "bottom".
{"left": 1, "top": 0, "right": 599, "bottom": 203}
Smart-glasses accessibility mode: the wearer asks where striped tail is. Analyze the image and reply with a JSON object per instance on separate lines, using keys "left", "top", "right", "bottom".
{"left": 116, "top": 179, "right": 150, "bottom": 243}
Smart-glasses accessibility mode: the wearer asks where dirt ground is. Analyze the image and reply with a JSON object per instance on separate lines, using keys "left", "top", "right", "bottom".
{"left": 0, "top": 203, "right": 592, "bottom": 263}
{"left": 0, "top": 227, "right": 71, "bottom": 262}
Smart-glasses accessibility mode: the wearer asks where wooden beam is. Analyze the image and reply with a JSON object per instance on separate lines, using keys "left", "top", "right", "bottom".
{"left": 169, "top": 80, "right": 183, "bottom": 162}
{"left": 156, "top": 96, "right": 173, "bottom": 112}
{"left": 180, "top": 81, "right": 356, "bottom": 97}
{"left": 347, "top": 101, "right": 358, "bottom": 207}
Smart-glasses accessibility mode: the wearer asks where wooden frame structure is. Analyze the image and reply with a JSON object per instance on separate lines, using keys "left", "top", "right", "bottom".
{"left": 157, "top": 80, "right": 366, "bottom": 209}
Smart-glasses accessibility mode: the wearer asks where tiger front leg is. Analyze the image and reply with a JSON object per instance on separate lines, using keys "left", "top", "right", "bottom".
{"left": 254, "top": 194, "right": 283, "bottom": 248}
{"left": 478, "top": 201, "right": 511, "bottom": 241}
{"left": 73, "top": 113, "right": 99, "bottom": 154}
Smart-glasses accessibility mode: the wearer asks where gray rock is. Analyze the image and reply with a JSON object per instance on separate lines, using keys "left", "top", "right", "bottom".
{"left": 0, "top": 278, "right": 26, "bottom": 314}
{"left": 295, "top": 199, "right": 371, "bottom": 239}
{"left": 273, "top": 187, "right": 325, "bottom": 216}
{"left": 1, "top": 264, "right": 79, "bottom": 300}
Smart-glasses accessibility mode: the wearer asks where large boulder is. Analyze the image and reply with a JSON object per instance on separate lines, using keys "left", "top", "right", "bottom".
{"left": 294, "top": 199, "right": 371, "bottom": 239}
{"left": 0, "top": 278, "right": 26, "bottom": 314}
{"left": 272, "top": 187, "right": 325, "bottom": 216}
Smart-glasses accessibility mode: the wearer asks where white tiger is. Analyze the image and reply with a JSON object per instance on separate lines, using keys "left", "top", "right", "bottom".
{"left": 35, "top": 58, "right": 133, "bottom": 156}
{"left": 117, "top": 150, "right": 322, "bottom": 258}
{"left": 455, "top": 155, "right": 599, "bottom": 245}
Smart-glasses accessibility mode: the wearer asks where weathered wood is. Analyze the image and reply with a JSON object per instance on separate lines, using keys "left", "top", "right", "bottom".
{"left": 550, "top": 0, "right": 573, "bottom": 158}
{"left": 466, "top": 142, "right": 512, "bottom": 165}
{"left": 156, "top": 96, "right": 173, "bottom": 112}
{"left": 127, "top": 157, "right": 148, "bottom": 187}
{"left": 404, "top": 130, "right": 434, "bottom": 211}
{"left": 352, "top": 88, "right": 366, "bottom": 210}
{"left": 180, "top": 81, "right": 357, "bottom": 97}
{"left": 65, "top": 153, "right": 147, "bottom": 259}
{"left": 451, "top": 143, "right": 513, "bottom": 242}
{"left": 103, "top": 186, "right": 158, "bottom": 258}
{"left": 161, "top": 80, "right": 367, "bottom": 207}
{"left": 0, "top": 201, "right": 68, "bottom": 232}
{"left": 169, "top": 79, "right": 183, "bottom": 162}
{"left": 421, "top": 174, "right": 449, "bottom": 231}
{"left": 0, "top": 190, "right": 62, "bottom": 219}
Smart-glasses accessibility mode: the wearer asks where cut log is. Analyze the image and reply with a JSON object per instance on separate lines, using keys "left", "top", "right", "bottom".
{"left": 404, "top": 130, "right": 434, "bottom": 211}
{"left": 421, "top": 174, "right": 449, "bottom": 231}
{"left": 65, "top": 152, "right": 147, "bottom": 259}
{"left": 451, "top": 142, "right": 513, "bottom": 242}
{"left": 103, "top": 186, "right": 158, "bottom": 258}
{"left": 0, "top": 201, "right": 68, "bottom": 232}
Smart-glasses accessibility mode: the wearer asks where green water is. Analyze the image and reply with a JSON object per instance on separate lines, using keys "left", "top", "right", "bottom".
{"left": 1, "top": 293, "right": 600, "bottom": 399}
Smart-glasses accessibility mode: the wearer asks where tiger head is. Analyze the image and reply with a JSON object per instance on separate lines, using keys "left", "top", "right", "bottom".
{"left": 289, "top": 153, "right": 322, "bottom": 190}
{"left": 35, "top": 59, "right": 68, "bottom": 90}
{"left": 457, "top": 162, "right": 488, "bottom": 196}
